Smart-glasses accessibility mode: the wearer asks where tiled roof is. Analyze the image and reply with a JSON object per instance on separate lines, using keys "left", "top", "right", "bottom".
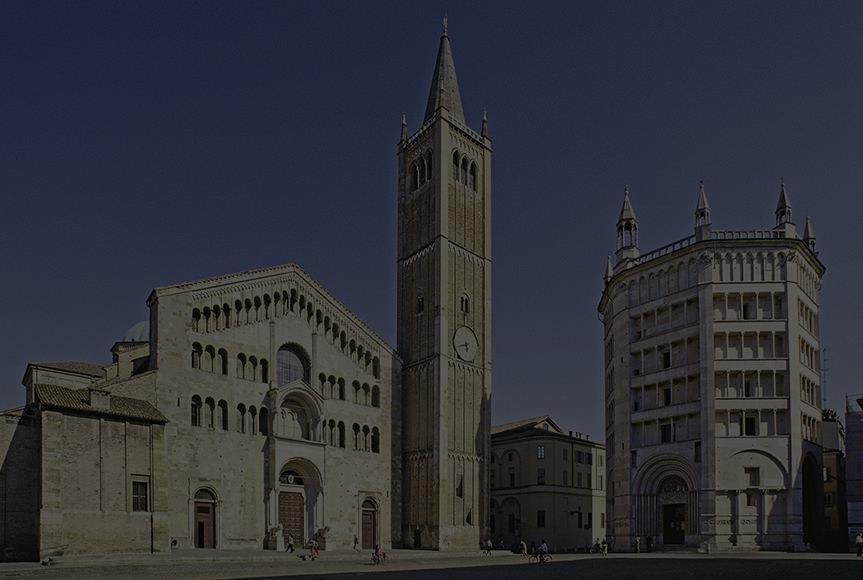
{"left": 492, "top": 415, "right": 562, "bottom": 436}
{"left": 34, "top": 384, "right": 167, "bottom": 423}
{"left": 34, "top": 361, "right": 105, "bottom": 378}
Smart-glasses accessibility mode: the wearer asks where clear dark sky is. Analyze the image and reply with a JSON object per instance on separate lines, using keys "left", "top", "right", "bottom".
{"left": 2, "top": 1, "right": 861, "bottom": 439}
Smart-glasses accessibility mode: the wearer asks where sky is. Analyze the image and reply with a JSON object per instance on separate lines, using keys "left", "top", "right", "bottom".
{"left": 1, "top": 1, "right": 862, "bottom": 440}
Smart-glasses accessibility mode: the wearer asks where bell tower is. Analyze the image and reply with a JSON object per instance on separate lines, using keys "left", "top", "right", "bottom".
{"left": 397, "top": 20, "right": 492, "bottom": 550}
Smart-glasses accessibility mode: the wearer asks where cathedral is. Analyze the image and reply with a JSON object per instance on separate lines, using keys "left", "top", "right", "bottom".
{"left": 600, "top": 182, "right": 826, "bottom": 551}
{"left": 0, "top": 25, "right": 491, "bottom": 561}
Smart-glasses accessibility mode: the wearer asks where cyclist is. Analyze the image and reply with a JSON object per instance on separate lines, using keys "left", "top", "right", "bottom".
{"left": 538, "top": 539, "right": 549, "bottom": 563}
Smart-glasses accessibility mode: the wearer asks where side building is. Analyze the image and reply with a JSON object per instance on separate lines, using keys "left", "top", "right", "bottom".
{"left": 846, "top": 394, "right": 863, "bottom": 549}
{"left": 489, "top": 416, "right": 606, "bottom": 552}
{"left": 822, "top": 409, "right": 847, "bottom": 551}
{"left": 599, "top": 182, "right": 825, "bottom": 552}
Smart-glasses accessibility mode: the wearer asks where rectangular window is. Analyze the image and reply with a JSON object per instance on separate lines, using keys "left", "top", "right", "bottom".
{"left": 587, "top": 512, "right": 593, "bottom": 528}
{"left": 537, "top": 445, "right": 545, "bottom": 459}
{"left": 663, "top": 351, "right": 671, "bottom": 369}
{"left": 509, "top": 471, "right": 515, "bottom": 488}
{"left": 660, "top": 423, "right": 673, "bottom": 443}
{"left": 746, "top": 491, "right": 757, "bottom": 507}
{"left": 664, "top": 388, "right": 672, "bottom": 406}
{"left": 577, "top": 511, "right": 583, "bottom": 528}
{"left": 563, "top": 470, "right": 568, "bottom": 486}
{"left": 694, "top": 442, "right": 702, "bottom": 463}
{"left": 745, "top": 467, "right": 760, "bottom": 487}
{"left": 132, "top": 481, "right": 149, "bottom": 512}
{"left": 587, "top": 452, "right": 593, "bottom": 465}
{"left": 576, "top": 451, "right": 584, "bottom": 463}
{"left": 577, "top": 472, "right": 583, "bottom": 487}
{"left": 601, "top": 512, "right": 606, "bottom": 528}
{"left": 631, "top": 450, "right": 637, "bottom": 468}
{"left": 744, "top": 416, "right": 758, "bottom": 436}
{"left": 563, "top": 448, "right": 568, "bottom": 461}
{"left": 599, "top": 475, "right": 603, "bottom": 490}
{"left": 537, "top": 468, "right": 546, "bottom": 485}
{"left": 537, "top": 510, "right": 546, "bottom": 528}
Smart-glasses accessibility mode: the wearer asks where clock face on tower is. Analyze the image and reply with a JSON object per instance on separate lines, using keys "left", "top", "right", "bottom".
{"left": 453, "top": 326, "right": 479, "bottom": 362}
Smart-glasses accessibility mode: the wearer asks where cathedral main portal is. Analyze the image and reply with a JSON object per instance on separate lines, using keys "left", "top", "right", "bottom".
{"left": 279, "top": 492, "right": 304, "bottom": 545}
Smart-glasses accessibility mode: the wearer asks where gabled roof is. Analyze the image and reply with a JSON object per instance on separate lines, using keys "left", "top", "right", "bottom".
{"left": 424, "top": 24, "right": 465, "bottom": 124}
{"left": 147, "top": 262, "right": 395, "bottom": 354}
{"left": 34, "top": 384, "right": 167, "bottom": 423}
{"left": 32, "top": 361, "right": 105, "bottom": 379}
{"left": 492, "top": 415, "right": 563, "bottom": 436}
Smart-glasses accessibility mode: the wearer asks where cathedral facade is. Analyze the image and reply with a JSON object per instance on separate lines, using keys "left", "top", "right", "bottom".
{"left": 599, "top": 183, "right": 825, "bottom": 551}
{"left": 0, "top": 26, "right": 490, "bottom": 561}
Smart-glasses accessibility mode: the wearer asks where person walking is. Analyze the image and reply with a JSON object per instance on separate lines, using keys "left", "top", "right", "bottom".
{"left": 601, "top": 537, "right": 608, "bottom": 556}
{"left": 484, "top": 539, "right": 493, "bottom": 556}
{"left": 353, "top": 535, "right": 359, "bottom": 552}
{"left": 856, "top": 532, "right": 863, "bottom": 557}
{"left": 285, "top": 533, "right": 295, "bottom": 553}
{"left": 518, "top": 540, "right": 528, "bottom": 556}
{"left": 635, "top": 534, "right": 641, "bottom": 553}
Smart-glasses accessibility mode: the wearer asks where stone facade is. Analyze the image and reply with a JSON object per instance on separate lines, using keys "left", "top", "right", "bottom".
{"left": 490, "top": 417, "right": 606, "bottom": 552}
{"left": 599, "top": 182, "right": 826, "bottom": 551}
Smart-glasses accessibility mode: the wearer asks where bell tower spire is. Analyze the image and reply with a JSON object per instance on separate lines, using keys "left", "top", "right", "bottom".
{"left": 423, "top": 18, "right": 465, "bottom": 123}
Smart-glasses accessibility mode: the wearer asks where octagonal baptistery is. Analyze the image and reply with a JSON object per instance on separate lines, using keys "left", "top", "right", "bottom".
{"left": 598, "top": 182, "right": 825, "bottom": 552}
{"left": 136, "top": 263, "right": 399, "bottom": 552}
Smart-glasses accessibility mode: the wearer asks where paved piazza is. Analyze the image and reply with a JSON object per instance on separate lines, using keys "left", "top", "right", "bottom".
{"left": 0, "top": 551, "right": 860, "bottom": 580}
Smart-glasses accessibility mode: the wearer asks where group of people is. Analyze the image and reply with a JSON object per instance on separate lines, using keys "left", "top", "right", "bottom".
{"left": 590, "top": 537, "right": 609, "bottom": 555}
{"left": 283, "top": 533, "right": 320, "bottom": 560}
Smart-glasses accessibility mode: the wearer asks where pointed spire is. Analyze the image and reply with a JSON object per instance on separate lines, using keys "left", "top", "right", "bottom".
{"left": 400, "top": 114, "right": 408, "bottom": 143}
{"left": 481, "top": 109, "right": 489, "bottom": 139}
{"left": 803, "top": 216, "right": 815, "bottom": 240}
{"left": 423, "top": 20, "right": 465, "bottom": 123}
{"left": 618, "top": 185, "right": 637, "bottom": 222}
{"left": 695, "top": 180, "right": 712, "bottom": 228}
{"left": 696, "top": 181, "right": 710, "bottom": 211}
{"left": 605, "top": 255, "right": 614, "bottom": 283}
{"left": 616, "top": 185, "right": 639, "bottom": 252}
{"left": 776, "top": 179, "right": 792, "bottom": 225}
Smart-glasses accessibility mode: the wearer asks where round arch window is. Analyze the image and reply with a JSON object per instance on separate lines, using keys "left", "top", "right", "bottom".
{"left": 277, "top": 345, "right": 308, "bottom": 386}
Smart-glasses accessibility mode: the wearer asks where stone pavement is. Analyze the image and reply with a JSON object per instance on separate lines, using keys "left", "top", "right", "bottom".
{"left": 0, "top": 549, "right": 861, "bottom": 579}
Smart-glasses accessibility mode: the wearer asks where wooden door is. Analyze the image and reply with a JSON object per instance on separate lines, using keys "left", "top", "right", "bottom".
{"left": 279, "top": 492, "right": 305, "bottom": 546}
{"left": 194, "top": 501, "right": 215, "bottom": 548}
{"left": 361, "top": 510, "right": 376, "bottom": 549}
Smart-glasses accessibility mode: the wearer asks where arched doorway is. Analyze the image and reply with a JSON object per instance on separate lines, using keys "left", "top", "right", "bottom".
{"left": 194, "top": 489, "right": 217, "bottom": 549}
{"left": 658, "top": 476, "right": 688, "bottom": 545}
{"left": 278, "top": 459, "right": 323, "bottom": 548}
{"left": 361, "top": 499, "right": 378, "bottom": 549}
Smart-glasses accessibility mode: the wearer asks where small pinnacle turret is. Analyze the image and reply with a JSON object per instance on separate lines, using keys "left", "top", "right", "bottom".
{"left": 605, "top": 255, "right": 614, "bottom": 284}
{"left": 616, "top": 186, "right": 639, "bottom": 258}
{"left": 776, "top": 179, "right": 792, "bottom": 225}
{"left": 481, "top": 109, "right": 489, "bottom": 139}
{"left": 803, "top": 216, "right": 816, "bottom": 251}
{"left": 694, "top": 180, "right": 712, "bottom": 240}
